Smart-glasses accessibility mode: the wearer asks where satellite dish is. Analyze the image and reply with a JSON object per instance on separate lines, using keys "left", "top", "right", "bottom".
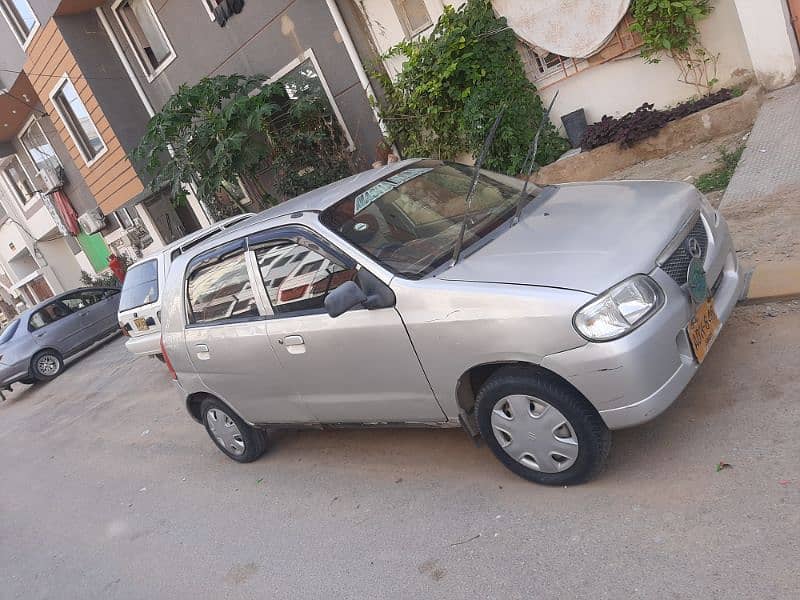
{"left": 493, "top": 0, "right": 632, "bottom": 59}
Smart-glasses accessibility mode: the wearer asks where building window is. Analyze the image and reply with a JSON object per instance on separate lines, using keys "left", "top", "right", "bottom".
{"left": 19, "top": 119, "right": 61, "bottom": 174}
{"left": 50, "top": 77, "right": 107, "bottom": 165}
{"left": 0, "top": 0, "right": 39, "bottom": 48}
{"left": 390, "top": 0, "right": 432, "bottom": 38}
{"left": 114, "top": 207, "right": 136, "bottom": 229}
{"left": 517, "top": 42, "right": 588, "bottom": 87}
{"left": 1, "top": 155, "right": 36, "bottom": 206}
{"left": 113, "top": 0, "right": 176, "bottom": 80}
{"left": 268, "top": 50, "right": 355, "bottom": 151}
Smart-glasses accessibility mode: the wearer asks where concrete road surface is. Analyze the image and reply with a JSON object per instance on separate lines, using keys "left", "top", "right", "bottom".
{"left": 1, "top": 304, "right": 798, "bottom": 599}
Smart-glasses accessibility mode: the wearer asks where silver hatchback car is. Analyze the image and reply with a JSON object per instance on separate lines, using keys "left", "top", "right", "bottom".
{"left": 160, "top": 160, "right": 741, "bottom": 485}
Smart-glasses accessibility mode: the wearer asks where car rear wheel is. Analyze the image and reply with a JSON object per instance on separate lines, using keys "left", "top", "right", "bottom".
{"left": 31, "top": 350, "right": 63, "bottom": 382}
{"left": 201, "top": 398, "right": 267, "bottom": 463}
{"left": 476, "top": 366, "right": 611, "bottom": 486}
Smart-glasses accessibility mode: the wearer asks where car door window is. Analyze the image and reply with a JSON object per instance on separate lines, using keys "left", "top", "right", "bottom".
{"left": 80, "top": 290, "right": 106, "bottom": 306}
{"left": 254, "top": 242, "right": 357, "bottom": 316}
{"left": 187, "top": 251, "right": 259, "bottom": 325}
{"left": 61, "top": 292, "right": 90, "bottom": 312}
{"left": 29, "top": 301, "right": 72, "bottom": 331}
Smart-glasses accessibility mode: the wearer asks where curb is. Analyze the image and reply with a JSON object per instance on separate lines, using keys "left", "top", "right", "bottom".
{"left": 739, "top": 262, "right": 800, "bottom": 303}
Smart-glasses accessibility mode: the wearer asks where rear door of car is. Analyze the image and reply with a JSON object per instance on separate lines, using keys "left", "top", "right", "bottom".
{"left": 183, "top": 240, "right": 312, "bottom": 424}
{"left": 118, "top": 259, "right": 161, "bottom": 337}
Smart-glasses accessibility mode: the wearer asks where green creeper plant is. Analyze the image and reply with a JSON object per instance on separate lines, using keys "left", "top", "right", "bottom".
{"left": 374, "top": 0, "right": 569, "bottom": 175}
{"left": 630, "top": 0, "right": 719, "bottom": 94}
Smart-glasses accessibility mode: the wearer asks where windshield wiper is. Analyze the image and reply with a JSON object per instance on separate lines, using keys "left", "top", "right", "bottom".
{"left": 512, "top": 92, "right": 559, "bottom": 226}
{"left": 451, "top": 111, "right": 504, "bottom": 266}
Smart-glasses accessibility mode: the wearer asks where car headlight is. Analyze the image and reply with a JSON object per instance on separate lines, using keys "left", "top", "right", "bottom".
{"left": 573, "top": 275, "right": 664, "bottom": 341}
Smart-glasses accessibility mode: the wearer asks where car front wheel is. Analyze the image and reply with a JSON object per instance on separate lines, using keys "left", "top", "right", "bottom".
{"left": 201, "top": 398, "right": 267, "bottom": 463}
{"left": 31, "top": 350, "right": 63, "bottom": 382}
{"left": 476, "top": 366, "right": 611, "bottom": 486}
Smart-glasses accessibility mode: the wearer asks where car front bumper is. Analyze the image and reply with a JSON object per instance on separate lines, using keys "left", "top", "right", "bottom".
{"left": 541, "top": 213, "right": 741, "bottom": 430}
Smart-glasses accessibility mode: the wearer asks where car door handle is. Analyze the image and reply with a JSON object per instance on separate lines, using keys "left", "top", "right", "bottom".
{"left": 280, "top": 335, "right": 305, "bottom": 355}
{"left": 195, "top": 344, "right": 210, "bottom": 360}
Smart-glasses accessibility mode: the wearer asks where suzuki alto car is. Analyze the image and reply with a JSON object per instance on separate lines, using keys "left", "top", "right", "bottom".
{"left": 159, "top": 160, "right": 741, "bottom": 485}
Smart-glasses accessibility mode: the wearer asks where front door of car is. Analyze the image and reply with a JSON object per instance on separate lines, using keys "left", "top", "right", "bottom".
{"left": 183, "top": 243, "right": 311, "bottom": 424}
{"left": 251, "top": 232, "right": 444, "bottom": 424}
{"left": 28, "top": 300, "right": 83, "bottom": 354}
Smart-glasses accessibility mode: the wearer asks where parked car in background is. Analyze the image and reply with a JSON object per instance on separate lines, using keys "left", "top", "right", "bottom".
{"left": 118, "top": 214, "right": 254, "bottom": 359}
{"left": 0, "top": 287, "right": 122, "bottom": 388}
{"left": 159, "top": 160, "right": 741, "bottom": 486}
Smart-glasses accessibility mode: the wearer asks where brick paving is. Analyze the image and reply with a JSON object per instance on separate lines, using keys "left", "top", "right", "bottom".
{"left": 721, "top": 84, "right": 800, "bottom": 210}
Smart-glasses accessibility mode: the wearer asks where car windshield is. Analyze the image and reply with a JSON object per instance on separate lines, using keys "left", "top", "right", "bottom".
{"left": 119, "top": 260, "right": 159, "bottom": 311}
{"left": 0, "top": 319, "right": 19, "bottom": 344}
{"left": 320, "top": 161, "right": 536, "bottom": 278}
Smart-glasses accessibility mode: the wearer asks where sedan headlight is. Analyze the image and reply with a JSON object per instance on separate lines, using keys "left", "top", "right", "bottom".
{"left": 573, "top": 275, "right": 663, "bottom": 341}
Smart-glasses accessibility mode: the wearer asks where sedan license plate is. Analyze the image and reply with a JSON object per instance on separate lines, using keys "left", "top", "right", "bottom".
{"left": 687, "top": 298, "right": 720, "bottom": 363}
{"left": 133, "top": 317, "right": 149, "bottom": 331}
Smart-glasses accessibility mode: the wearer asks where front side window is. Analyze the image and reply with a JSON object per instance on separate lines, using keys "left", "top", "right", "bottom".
{"left": 255, "top": 243, "right": 356, "bottom": 316}
{"left": 187, "top": 252, "right": 259, "bottom": 325}
{"left": 1, "top": 155, "right": 36, "bottom": 205}
{"left": 0, "top": 0, "right": 39, "bottom": 47}
{"left": 114, "top": 0, "right": 175, "bottom": 78}
{"left": 19, "top": 120, "right": 60, "bottom": 173}
{"left": 119, "top": 259, "right": 158, "bottom": 311}
{"left": 51, "top": 78, "right": 106, "bottom": 163}
{"left": 28, "top": 301, "right": 72, "bottom": 331}
{"left": 321, "top": 161, "right": 534, "bottom": 279}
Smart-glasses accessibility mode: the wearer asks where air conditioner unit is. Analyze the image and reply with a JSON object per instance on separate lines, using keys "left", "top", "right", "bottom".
{"left": 78, "top": 208, "right": 107, "bottom": 235}
{"left": 39, "top": 166, "right": 66, "bottom": 194}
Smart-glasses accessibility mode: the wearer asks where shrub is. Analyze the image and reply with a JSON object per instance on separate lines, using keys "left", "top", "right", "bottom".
{"left": 696, "top": 144, "right": 745, "bottom": 193}
{"left": 581, "top": 88, "right": 733, "bottom": 150}
{"left": 375, "top": 0, "right": 569, "bottom": 175}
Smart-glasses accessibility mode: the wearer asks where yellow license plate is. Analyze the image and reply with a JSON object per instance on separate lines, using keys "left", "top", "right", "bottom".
{"left": 133, "top": 317, "right": 149, "bottom": 331}
{"left": 687, "top": 298, "right": 720, "bottom": 363}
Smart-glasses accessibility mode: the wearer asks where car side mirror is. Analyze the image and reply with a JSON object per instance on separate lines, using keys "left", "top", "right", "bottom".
{"left": 325, "top": 281, "right": 367, "bottom": 318}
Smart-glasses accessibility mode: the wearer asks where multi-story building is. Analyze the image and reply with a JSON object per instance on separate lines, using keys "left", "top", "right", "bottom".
{"left": 0, "top": 0, "right": 386, "bottom": 312}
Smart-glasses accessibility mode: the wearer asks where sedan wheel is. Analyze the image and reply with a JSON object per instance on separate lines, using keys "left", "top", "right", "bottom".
{"left": 31, "top": 351, "right": 63, "bottom": 382}
{"left": 490, "top": 395, "right": 579, "bottom": 473}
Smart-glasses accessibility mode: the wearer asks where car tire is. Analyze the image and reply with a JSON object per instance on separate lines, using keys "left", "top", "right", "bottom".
{"left": 201, "top": 397, "right": 267, "bottom": 463}
{"left": 476, "top": 366, "right": 611, "bottom": 486}
{"left": 30, "top": 350, "right": 64, "bottom": 383}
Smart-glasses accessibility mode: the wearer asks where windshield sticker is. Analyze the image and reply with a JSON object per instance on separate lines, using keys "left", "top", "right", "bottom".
{"left": 354, "top": 167, "right": 434, "bottom": 214}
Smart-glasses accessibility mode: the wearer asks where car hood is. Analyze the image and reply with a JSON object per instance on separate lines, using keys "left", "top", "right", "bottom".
{"left": 439, "top": 180, "right": 701, "bottom": 294}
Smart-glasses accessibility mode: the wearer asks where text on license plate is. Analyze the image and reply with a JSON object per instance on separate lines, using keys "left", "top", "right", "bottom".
{"left": 133, "top": 317, "right": 149, "bottom": 331}
{"left": 687, "top": 298, "right": 720, "bottom": 363}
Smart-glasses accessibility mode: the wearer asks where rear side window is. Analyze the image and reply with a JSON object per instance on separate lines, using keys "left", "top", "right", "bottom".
{"left": 186, "top": 252, "right": 259, "bottom": 325}
{"left": 120, "top": 260, "right": 159, "bottom": 311}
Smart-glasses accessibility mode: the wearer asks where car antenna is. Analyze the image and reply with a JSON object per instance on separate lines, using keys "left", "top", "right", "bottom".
{"left": 511, "top": 91, "right": 559, "bottom": 226}
{"left": 451, "top": 110, "right": 505, "bottom": 267}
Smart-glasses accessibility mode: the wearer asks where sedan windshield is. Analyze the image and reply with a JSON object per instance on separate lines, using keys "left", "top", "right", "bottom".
{"left": 320, "top": 161, "right": 536, "bottom": 278}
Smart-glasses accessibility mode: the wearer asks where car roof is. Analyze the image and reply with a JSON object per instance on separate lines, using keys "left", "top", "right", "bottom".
{"left": 178, "top": 160, "right": 421, "bottom": 259}
{"left": 129, "top": 212, "right": 257, "bottom": 269}
{"left": 20, "top": 287, "right": 116, "bottom": 318}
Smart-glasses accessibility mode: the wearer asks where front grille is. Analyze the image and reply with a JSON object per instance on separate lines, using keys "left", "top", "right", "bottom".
{"left": 660, "top": 218, "right": 709, "bottom": 286}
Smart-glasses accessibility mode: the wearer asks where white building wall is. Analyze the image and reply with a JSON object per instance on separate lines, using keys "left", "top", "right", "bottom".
{"left": 358, "top": 0, "right": 767, "bottom": 132}
{"left": 733, "top": 0, "right": 800, "bottom": 90}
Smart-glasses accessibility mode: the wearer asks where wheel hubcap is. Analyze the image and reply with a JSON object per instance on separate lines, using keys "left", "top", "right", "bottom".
{"left": 490, "top": 394, "right": 579, "bottom": 473}
{"left": 36, "top": 355, "right": 59, "bottom": 376}
{"left": 206, "top": 408, "right": 245, "bottom": 456}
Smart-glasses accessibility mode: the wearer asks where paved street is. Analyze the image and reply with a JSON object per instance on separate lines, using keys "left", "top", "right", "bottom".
{"left": 1, "top": 303, "right": 798, "bottom": 599}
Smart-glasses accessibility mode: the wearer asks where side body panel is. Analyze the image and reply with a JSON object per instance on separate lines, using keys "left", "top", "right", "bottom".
{"left": 392, "top": 279, "right": 592, "bottom": 420}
